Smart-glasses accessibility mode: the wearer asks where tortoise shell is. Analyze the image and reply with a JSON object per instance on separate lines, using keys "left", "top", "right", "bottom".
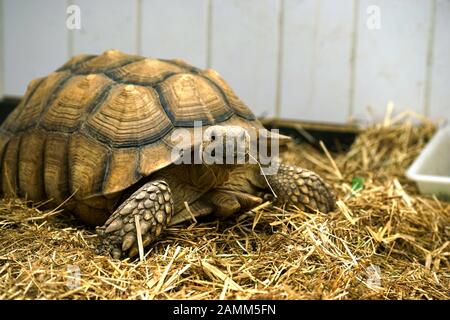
{"left": 0, "top": 50, "right": 264, "bottom": 208}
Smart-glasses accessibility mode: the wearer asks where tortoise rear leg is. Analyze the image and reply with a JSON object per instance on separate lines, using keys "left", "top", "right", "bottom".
{"left": 266, "top": 163, "right": 336, "bottom": 213}
{"left": 96, "top": 180, "right": 173, "bottom": 259}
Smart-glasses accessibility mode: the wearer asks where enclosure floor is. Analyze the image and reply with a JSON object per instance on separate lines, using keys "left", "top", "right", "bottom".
{"left": 0, "top": 119, "right": 448, "bottom": 299}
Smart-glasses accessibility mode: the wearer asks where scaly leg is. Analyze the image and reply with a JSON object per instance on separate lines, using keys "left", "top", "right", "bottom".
{"left": 96, "top": 180, "right": 173, "bottom": 259}
{"left": 267, "top": 163, "right": 336, "bottom": 213}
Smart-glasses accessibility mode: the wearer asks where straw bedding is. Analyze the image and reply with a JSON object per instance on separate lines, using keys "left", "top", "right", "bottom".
{"left": 0, "top": 113, "right": 448, "bottom": 299}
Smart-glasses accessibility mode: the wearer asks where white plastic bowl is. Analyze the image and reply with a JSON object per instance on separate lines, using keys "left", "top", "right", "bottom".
{"left": 406, "top": 125, "right": 450, "bottom": 200}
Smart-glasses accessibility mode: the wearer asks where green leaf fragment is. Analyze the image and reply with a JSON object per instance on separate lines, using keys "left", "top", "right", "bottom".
{"left": 351, "top": 177, "right": 364, "bottom": 193}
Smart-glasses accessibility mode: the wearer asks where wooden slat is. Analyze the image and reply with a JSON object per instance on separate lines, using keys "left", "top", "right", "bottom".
{"left": 71, "top": 0, "right": 138, "bottom": 55}
{"left": 261, "top": 118, "right": 361, "bottom": 134}
{"left": 280, "top": 0, "right": 354, "bottom": 123}
{"left": 429, "top": 0, "right": 450, "bottom": 121}
{"left": 3, "top": 0, "right": 68, "bottom": 96}
{"left": 210, "top": 0, "right": 280, "bottom": 118}
{"left": 353, "top": 0, "right": 432, "bottom": 121}
{"left": 140, "top": 0, "right": 209, "bottom": 68}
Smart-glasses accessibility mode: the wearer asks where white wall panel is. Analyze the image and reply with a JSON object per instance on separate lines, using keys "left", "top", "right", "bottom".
{"left": 4, "top": 0, "right": 68, "bottom": 96}
{"left": 210, "top": 0, "right": 280, "bottom": 118}
{"left": 353, "top": 0, "right": 432, "bottom": 120}
{"left": 280, "top": 0, "right": 354, "bottom": 123}
{"left": 72, "top": 0, "right": 138, "bottom": 55}
{"left": 429, "top": 0, "right": 450, "bottom": 122}
{"left": 140, "top": 0, "right": 209, "bottom": 68}
{"left": 0, "top": 0, "right": 448, "bottom": 123}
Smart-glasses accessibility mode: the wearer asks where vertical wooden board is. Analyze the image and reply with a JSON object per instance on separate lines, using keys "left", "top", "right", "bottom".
{"left": 71, "top": 0, "right": 138, "bottom": 55}
{"left": 429, "top": 0, "right": 450, "bottom": 122}
{"left": 353, "top": 0, "right": 431, "bottom": 120}
{"left": 280, "top": 0, "right": 354, "bottom": 123}
{"left": 3, "top": 0, "right": 68, "bottom": 97}
{"left": 140, "top": 0, "right": 208, "bottom": 68}
{"left": 210, "top": 0, "right": 280, "bottom": 118}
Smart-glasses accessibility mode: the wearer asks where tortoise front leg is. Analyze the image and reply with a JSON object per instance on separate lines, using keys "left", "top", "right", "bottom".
{"left": 96, "top": 180, "right": 173, "bottom": 259}
{"left": 266, "top": 163, "right": 336, "bottom": 213}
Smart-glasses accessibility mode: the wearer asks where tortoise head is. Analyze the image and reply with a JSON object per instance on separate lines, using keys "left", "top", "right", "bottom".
{"left": 201, "top": 125, "right": 251, "bottom": 165}
{"left": 200, "top": 125, "right": 292, "bottom": 168}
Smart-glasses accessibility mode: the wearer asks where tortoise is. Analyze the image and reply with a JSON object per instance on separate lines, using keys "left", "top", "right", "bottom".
{"left": 0, "top": 50, "right": 335, "bottom": 258}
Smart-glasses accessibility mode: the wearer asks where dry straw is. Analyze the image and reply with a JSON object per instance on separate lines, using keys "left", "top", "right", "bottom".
{"left": 0, "top": 111, "right": 448, "bottom": 299}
